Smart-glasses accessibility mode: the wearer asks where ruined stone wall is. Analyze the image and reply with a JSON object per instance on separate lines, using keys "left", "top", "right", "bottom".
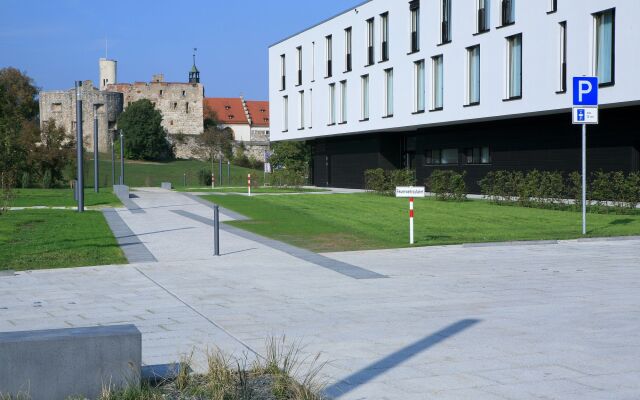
{"left": 108, "top": 82, "right": 204, "bottom": 137}
{"left": 39, "top": 81, "right": 123, "bottom": 153}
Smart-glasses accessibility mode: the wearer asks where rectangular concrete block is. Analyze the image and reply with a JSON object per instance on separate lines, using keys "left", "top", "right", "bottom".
{"left": 0, "top": 325, "right": 141, "bottom": 400}
{"left": 161, "top": 182, "right": 172, "bottom": 190}
{"left": 113, "top": 185, "right": 130, "bottom": 201}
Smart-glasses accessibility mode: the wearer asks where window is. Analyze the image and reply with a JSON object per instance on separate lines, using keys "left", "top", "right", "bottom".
{"left": 366, "top": 18, "right": 375, "bottom": 66}
{"left": 441, "top": 0, "right": 452, "bottom": 44}
{"left": 467, "top": 46, "right": 481, "bottom": 105}
{"left": 345, "top": 28, "right": 352, "bottom": 72}
{"left": 182, "top": 90, "right": 186, "bottom": 97}
{"left": 414, "top": 60, "right": 425, "bottom": 113}
{"left": 501, "top": 0, "right": 515, "bottom": 26}
{"left": 280, "top": 54, "right": 286, "bottom": 90}
{"left": 594, "top": 9, "right": 615, "bottom": 86}
{"left": 339, "top": 80, "right": 348, "bottom": 123}
{"left": 380, "top": 12, "right": 389, "bottom": 61}
{"left": 172, "top": 102, "right": 178, "bottom": 110}
{"left": 309, "top": 89, "right": 313, "bottom": 128}
{"left": 296, "top": 46, "right": 303, "bottom": 85}
{"left": 325, "top": 35, "right": 333, "bottom": 78}
{"left": 282, "top": 96, "right": 289, "bottom": 132}
{"left": 311, "top": 41, "right": 316, "bottom": 81}
{"left": 464, "top": 147, "right": 491, "bottom": 164}
{"left": 159, "top": 90, "right": 164, "bottom": 97}
{"left": 506, "top": 34, "right": 522, "bottom": 99}
{"left": 548, "top": 0, "right": 557, "bottom": 13}
{"left": 410, "top": 1, "right": 420, "bottom": 52}
{"left": 558, "top": 22, "right": 567, "bottom": 93}
{"left": 384, "top": 68, "right": 394, "bottom": 117}
{"left": 477, "top": 0, "right": 490, "bottom": 33}
{"left": 431, "top": 55, "right": 444, "bottom": 110}
{"left": 298, "top": 91, "right": 305, "bottom": 129}
{"left": 425, "top": 148, "right": 459, "bottom": 165}
{"left": 361, "top": 75, "right": 370, "bottom": 120}
{"left": 185, "top": 102, "right": 189, "bottom": 113}
{"left": 328, "top": 83, "right": 336, "bottom": 125}
{"left": 51, "top": 103, "right": 62, "bottom": 112}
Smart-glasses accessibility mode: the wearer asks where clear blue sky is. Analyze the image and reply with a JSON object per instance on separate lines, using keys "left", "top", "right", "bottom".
{"left": 1, "top": 0, "right": 361, "bottom": 100}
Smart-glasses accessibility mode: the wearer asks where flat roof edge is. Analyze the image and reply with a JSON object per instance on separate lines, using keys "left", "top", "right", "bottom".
{"left": 269, "top": 0, "right": 372, "bottom": 49}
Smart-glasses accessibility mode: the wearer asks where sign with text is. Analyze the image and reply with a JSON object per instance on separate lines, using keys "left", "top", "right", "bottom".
{"left": 572, "top": 107, "right": 599, "bottom": 125}
{"left": 573, "top": 77, "right": 599, "bottom": 106}
{"left": 395, "top": 186, "right": 426, "bottom": 198}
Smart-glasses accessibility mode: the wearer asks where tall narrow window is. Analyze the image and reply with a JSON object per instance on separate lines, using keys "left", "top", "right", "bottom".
{"left": 282, "top": 96, "right": 288, "bottom": 132}
{"left": 325, "top": 35, "right": 333, "bottom": 78}
{"left": 339, "top": 80, "right": 348, "bottom": 123}
{"left": 594, "top": 9, "right": 615, "bottom": 86}
{"left": 384, "top": 68, "right": 394, "bottom": 117}
{"left": 361, "top": 75, "right": 370, "bottom": 120}
{"left": 311, "top": 41, "right": 316, "bottom": 81}
{"left": 432, "top": 55, "right": 444, "bottom": 110}
{"left": 548, "top": 0, "right": 557, "bottom": 13}
{"left": 410, "top": 1, "right": 420, "bottom": 52}
{"left": 328, "top": 83, "right": 336, "bottom": 125}
{"left": 345, "top": 28, "right": 353, "bottom": 72}
{"left": 380, "top": 13, "right": 389, "bottom": 61}
{"left": 501, "top": 0, "right": 515, "bottom": 26}
{"left": 477, "top": 0, "right": 490, "bottom": 33}
{"left": 558, "top": 22, "right": 567, "bottom": 93}
{"left": 441, "top": 0, "right": 451, "bottom": 44}
{"left": 309, "top": 89, "right": 313, "bottom": 128}
{"left": 414, "top": 60, "right": 425, "bottom": 112}
{"left": 467, "top": 46, "right": 480, "bottom": 105}
{"left": 366, "top": 18, "right": 375, "bottom": 66}
{"left": 296, "top": 47, "right": 303, "bottom": 86}
{"left": 506, "top": 34, "right": 522, "bottom": 99}
{"left": 280, "top": 54, "right": 286, "bottom": 90}
{"left": 298, "top": 91, "right": 305, "bottom": 129}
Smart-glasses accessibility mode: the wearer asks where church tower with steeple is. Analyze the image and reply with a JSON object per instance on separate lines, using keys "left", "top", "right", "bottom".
{"left": 189, "top": 48, "right": 200, "bottom": 84}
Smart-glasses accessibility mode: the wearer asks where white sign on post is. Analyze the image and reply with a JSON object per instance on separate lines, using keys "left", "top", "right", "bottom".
{"left": 395, "top": 186, "right": 426, "bottom": 198}
{"left": 572, "top": 107, "right": 598, "bottom": 125}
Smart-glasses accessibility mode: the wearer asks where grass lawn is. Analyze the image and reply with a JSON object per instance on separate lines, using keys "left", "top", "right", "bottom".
{"left": 9, "top": 189, "right": 121, "bottom": 208}
{"left": 82, "top": 156, "right": 262, "bottom": 189}
{"left": 202, "top": 193, "right": 640, "bottom": 252}
{"left": 182, "top": 186, "right": 328, "bottom": 194}
{"left": 0, "top": 210, "right": 127, "bottom": 271}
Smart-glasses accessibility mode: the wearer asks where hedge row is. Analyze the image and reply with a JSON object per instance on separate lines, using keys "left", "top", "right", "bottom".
{"left": 364, "top": 168, "right": 416, "bottom": 196}
{"left": 426, "top": 170, "right": 467, "bottom": 201}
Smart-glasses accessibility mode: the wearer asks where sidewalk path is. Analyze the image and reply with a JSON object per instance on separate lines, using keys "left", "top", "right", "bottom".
{"left": 1, "top": 188, "right": 639, "bottom": 399}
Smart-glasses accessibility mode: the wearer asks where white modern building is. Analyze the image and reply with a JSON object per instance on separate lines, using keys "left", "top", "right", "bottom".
{"left": 269, "top": 0, "right": 639, "bottom": 190}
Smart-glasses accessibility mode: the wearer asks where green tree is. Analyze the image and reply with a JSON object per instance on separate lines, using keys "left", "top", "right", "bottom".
{"left": 197, "top": 107, "right": 234, "bottom": 171}
{"left": 117, "top": 99, "right": 174, "bottom": 161}
{"left": 25, "top": 120, "right": 76, "bottom": 186}
{"left": 269, "top": 141, "right": 311, "bottom": 175}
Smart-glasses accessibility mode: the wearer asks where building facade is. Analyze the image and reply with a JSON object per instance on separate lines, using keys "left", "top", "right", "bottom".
{"left": 204, "top": 97, "right": 271, "bottom": 161}
{"left": 269, "top": 0, "right": 640, "bottom": 190}
{"left": 39, "top": 80, "right": 123, "bottom": 153}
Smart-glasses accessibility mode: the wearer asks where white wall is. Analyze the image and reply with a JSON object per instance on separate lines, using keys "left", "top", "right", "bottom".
{"left": 269, "top": 0, "right": 640, "bottom": 142}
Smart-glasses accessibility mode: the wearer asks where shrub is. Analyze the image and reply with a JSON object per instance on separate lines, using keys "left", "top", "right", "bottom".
{"left": 270, "top": 169, "right": 306, "bottom": 187}
{"left": 42, "top": 169, "right": 52, "bottom": 189}
{"left": 364, "top": 168, "right": 386, "bottom": 193}
{"left": 427, "top": 170, "right": 467, "bottom": 201}
{"left": 198, "top": 168, "right": 212, "bottom": 186}
{"left": 363, "top": 168, "right": 416, "bottom": 196}
{"left": 20, "top": 172, "right": 30, "bottom": 189}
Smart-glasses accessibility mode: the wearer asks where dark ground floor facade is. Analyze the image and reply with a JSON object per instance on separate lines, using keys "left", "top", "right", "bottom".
{"left": 310, "top": 105, "right": 640, "bottom": 193}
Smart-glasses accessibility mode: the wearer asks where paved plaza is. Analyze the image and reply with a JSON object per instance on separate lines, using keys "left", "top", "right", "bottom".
{"left": 1, "top": 189, "right": 639, "bottom": 399}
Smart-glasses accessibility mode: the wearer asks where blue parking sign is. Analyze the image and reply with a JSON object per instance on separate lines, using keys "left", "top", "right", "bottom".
{"left": 573, "top": 77, "right": 598, "bottom": 106}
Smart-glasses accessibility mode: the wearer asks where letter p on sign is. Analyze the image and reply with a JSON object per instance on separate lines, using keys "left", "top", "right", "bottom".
{"left": 573, "top": 77, "right": 598, "bottom": 106}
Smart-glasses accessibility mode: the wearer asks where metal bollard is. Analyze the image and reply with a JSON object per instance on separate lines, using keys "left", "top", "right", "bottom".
{"left": 214, "top": 205, "right": 220, "bottom": 256}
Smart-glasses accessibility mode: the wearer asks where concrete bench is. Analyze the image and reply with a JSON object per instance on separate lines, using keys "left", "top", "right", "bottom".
{"left": 0, "top": 325, "right": 141, "bottom": 400}
{"left": 161, "top": 182, "right": 172, "bottom": 190}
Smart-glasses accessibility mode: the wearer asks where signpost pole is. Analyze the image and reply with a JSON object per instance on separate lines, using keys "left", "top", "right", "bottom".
{"left": 582, "top": 123, "right": 587, "bottom": 235}
{"left": 409, "top": 197, "right": 414, "bottom": 245}
{"left": 75, "top": 81, "right": 84, "bottom": 213}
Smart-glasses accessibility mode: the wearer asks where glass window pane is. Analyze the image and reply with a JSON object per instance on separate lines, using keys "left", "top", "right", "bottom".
{"left": 596, "top": 10, "right": 614, "bottom": 84}
{"left": 509, "top": 35, "right": 522, "bottom": 98}
{"left": 441, "top": 148, "right": 458, "bottom": 164}
{"left": 481, "top": 147, "right": 490, "bottom": 163}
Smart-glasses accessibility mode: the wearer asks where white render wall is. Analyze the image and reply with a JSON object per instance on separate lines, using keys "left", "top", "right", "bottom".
{"left": 269, "top": 0, "right": 640, "bottom": 142}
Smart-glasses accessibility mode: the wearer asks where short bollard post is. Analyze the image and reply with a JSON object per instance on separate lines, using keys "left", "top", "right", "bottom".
{"left": 248, "top": 174, "right": 251, "bottom": 196}
{"left": 214, "top": 205, "right": 220, "bottom": 256}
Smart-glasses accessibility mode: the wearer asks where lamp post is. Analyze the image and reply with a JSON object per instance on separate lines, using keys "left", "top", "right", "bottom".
{"left": 111, "top": 131, "right": 115, "bottom": 186}
{"left": 75, "top": 81, "right": 84, "bottom": 213}
{"left": 93, "top": 104, "right": 99, "bottom": 193}
{"left": 119, "top": 130, "right": 125, "bottom": 185}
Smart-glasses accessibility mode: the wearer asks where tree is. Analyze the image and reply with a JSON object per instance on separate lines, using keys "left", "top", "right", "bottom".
{"left": 117, "top": 99, "right": 174, "bottom": 161}
{"left": 269, "top": 141, "right": 311, "bottom": 175}
{"left": 25, "top": 120, "right": 76, "bottom": 185}
{"left": 197, "top": 107, "right": 234, "bottom": 171}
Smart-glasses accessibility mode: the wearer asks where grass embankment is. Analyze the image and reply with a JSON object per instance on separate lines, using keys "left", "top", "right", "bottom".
{"left": 9, "top": 189, "right": 121, "bottom": 208}
{"left": 182, "top": 187, "right": 328, "bottom": 194}
{"left": 0, "top": 210, "right": 127, "bottom": 271}
{"left": 202, "top": 193, "right": 640, "bottom": 252}
{"left": 82, "top": 156, "right": 262, "bottom": 189}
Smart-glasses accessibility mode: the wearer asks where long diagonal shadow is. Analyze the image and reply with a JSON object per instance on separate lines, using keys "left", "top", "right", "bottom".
{"left": 324, "top": 319, "right": 481, "bottom": 398}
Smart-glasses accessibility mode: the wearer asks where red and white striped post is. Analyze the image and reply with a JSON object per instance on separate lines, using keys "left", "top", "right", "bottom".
{"left": 247, "top": 173, "right": 251, "bottom": 196}
{"left": 211, "top": 174, "right": 215, "bottom": 189}
{"left": 409, "top": 197, "right": 415, "bottom": 245}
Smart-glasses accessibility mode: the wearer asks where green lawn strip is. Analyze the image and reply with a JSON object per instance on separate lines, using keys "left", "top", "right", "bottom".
{"left": 0, "top": 210, "right": 127, "bottom": 271}
{"left": 182, "top": 187, "right": 328, "bottom": 194}
{"left": 10, "top": 189, "right": 122, "bottom": 208}
{"left": 82, "top": 156, "right": 262, "bottom": 189}
{"left": 201, "top": 193, "right": 640, "bottom": 252}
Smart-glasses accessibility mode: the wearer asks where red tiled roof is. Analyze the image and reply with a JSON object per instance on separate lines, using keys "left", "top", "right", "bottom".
{"left": 245, "top": 100, "right": 270, "bottom": 127}
{"left": 204, "top": 97, "right": 248, "bottom": 125}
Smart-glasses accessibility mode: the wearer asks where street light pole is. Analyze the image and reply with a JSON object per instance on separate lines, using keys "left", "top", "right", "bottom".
{"left": 75, "top": 81, "right": 84, "bottom": 213}
{"left": 93, "top": 104, "right": 99, "bottom": 193}
{"left": 119, "top": 130, "right": 125, "bottom": 185}
{"left": 111, "top": 131, "right": 115, "bottom": 187}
